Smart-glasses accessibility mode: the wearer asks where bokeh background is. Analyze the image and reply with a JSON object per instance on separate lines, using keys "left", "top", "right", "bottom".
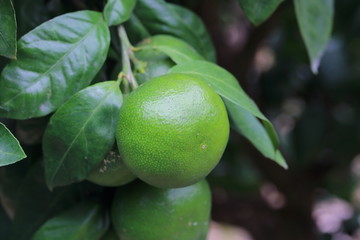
{"left": 181, "top": 0, "right": 360, "bottom": 239}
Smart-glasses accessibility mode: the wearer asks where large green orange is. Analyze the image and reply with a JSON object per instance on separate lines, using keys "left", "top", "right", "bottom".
{"left": 111, "top": 180, "right": 211, "bottom": 240}
{"left": 116, "top": 73, "right": 229, "bottom": 188}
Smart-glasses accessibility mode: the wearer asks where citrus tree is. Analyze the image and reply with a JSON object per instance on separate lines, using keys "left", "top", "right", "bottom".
{"left": 0, "top": 0, "right": 335, "bottom": 239}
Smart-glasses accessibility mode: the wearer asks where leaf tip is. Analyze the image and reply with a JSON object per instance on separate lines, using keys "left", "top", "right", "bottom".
{"left": 46, "top": 181, "right": 55, "bottom": 191}
{"left": 311, "top": 58, "right": 320, "bottom": 74}
{"left": 275, "top": 150, "right": 288, "bottom": 169}
{"left": 279, "top": 161, "right": 289, "bottom": 170}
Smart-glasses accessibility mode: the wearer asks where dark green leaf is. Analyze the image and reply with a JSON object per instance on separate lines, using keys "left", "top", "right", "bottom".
{"left": 0, "top": 122, "right": 26, "bottom": 166}
{"left": 43, "top": 81, "right": 122, "bottom": 189}
{"left": 134, "top": 49, "right": 174, "bottom": 84}
{"left": 137, "top": 35, "right": 204, "bottom": 64}
{"left": 169, "top": 60, "right": 287, "bottom": 168}
{"left": 32, "top": 201, "right": 109, "bottom": 240}
{"left": 103, "top": 0, "right": 137, "bottom": 26}
{"left": 134, "top": 0, "right": 216, "bottom": 61}
{"left": 11, "top": 163, "right": 84, "bottom": 240}
{"left": 0, "top": 0, "right": 17, "bottom": 59}
{"left": 0, "top": 10, "right": 110, "bottom": 119}
{"left": 238, "top": 0, "right": 284, "bottom": 25}
{"left": 225, "top": 100, "right": 286, "bottom": 166}
{"left": 124, "top": 14, "right": 151, "bottom": 44}
{"left": 294, "top": 0, "right": 334, "bottom": 73}
{"left": 168, "top": 3, "right": 215, "bottom": 61}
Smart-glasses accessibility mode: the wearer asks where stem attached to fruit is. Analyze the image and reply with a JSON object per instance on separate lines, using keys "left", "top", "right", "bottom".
{"left": 118, "top": 25, "right": 138, "bottom": 91}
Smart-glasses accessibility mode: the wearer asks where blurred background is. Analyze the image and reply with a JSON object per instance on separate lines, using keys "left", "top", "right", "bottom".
{"left": 1, "top": 0, "right": 360, "bottom": 240}
{"left": 177, "top": 0, "right": 360, "bottom": 239}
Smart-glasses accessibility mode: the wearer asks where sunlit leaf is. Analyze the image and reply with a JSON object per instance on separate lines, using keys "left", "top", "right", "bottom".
{"left": 0, "top": 10, "right": 110, "bottom": 119}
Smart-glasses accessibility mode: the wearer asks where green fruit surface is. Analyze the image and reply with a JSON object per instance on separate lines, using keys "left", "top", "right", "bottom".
{"left": 86, "top": 149, "right": 136, "bottom": 187}
{"left": 116, "top": 73, "right": 229, "bottom": 188}
{"left": 111, "top": 180, "right": 211, "bottom": 240}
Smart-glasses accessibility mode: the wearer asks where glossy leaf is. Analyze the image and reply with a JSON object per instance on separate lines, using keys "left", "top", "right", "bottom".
{"left": 134, "top": 0, "right": 216, "bottom": 61}
{"left": 137, "top": 35, "right": 204, "bottom": 64}
{"left": 0, "top": 0, "right": 17, "bottom": 58}
{"left": 169, "top": 60, "right": 287, "bottom": 168}
{"left": 43, "top": 81, "right": 122, "bottom": 189}
{"left": 237, "top": 0, "right": 284, "bottom": 25}
{"left": 295, "top": 0, "right": 334, "bottom": 73}
{"left": 225, "top": 100, "right": 286, "bottom": 166}
{"left": 0, "top": 10, "right": 110, "bottom": 119}
{"left": 32, "top": 201, "right": 109, "bottom": 240}
{"left": 0, "top": 122, "right": 26, "bottom": 166}
{"left": 103, "top": 0, "right": 137, "bottom": 27}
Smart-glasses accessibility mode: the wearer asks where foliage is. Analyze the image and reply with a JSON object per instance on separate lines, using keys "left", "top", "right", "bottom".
{"left": 0, "top": 0, "right": 340, "bottom": 239}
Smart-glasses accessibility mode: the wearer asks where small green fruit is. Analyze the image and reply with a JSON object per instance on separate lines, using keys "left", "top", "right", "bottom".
{"left": 111, "top": 180, "right": 211, "bottom": 240}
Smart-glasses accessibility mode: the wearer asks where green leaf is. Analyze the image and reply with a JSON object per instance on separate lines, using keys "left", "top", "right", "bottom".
{"left": 225, "top": 100, "right": 286, "bottom": 166}
{"left": 134, "top": 0, "right": 216, "bottom": 61}
{"left": 32, "top": 201, "right": 109, "bottom": 240}
{"left": 43, "top": 81, "right": 122, "bottom": 189}
{"left": 0, "top": 10, "right": 110, "bottom": 119}
{"left": 238, "top": 0, "right": 284, "bottom": 25}
{"left": 11, "top": 163, "right": 85, "bottom": 240}
{"left": 137, "top": 35, "right": 204, "bottom": 64}
{"left": 0, "top": 122, "right": 26, "bottom": 166}
{"left": 169, "top": 60, "right": 287, "bottom": 168}
{"left": 103, "top": 0, "right": 137, "bottom": 27}
{"left": 0, "top": 0, "right": 17, "bottom": 59}
{"left": 294, "top": 0, "right": 334, "bottom": 73}
{"left": 124, "top": 14, "right": 151, "bottom": 44}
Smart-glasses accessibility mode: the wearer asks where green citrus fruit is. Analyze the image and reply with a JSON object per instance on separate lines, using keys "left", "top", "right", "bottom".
{"left": 116, "top": 73, "right": 229, "bottom": 188}
{"left": 86, "top": 148, "right": 136, "bottom": 187}
{"left": 111, "top": 180, "right": 211, "bottom": 240}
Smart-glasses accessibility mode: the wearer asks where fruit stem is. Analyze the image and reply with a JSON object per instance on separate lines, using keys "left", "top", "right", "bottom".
{"left": 118, "top": 25, "right": 138, "bottom": 90}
